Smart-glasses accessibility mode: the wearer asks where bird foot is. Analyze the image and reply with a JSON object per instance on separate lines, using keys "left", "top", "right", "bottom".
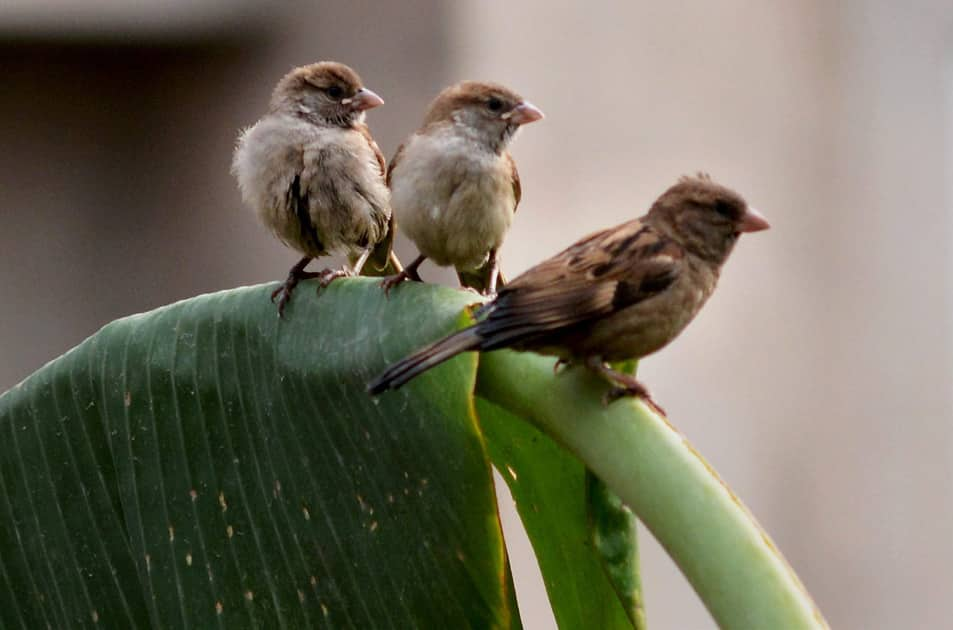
{"left": 316, "top": 267, "right": 354, "bottom": 288}
{"left": 584, "top": 357, "right": 666, "bottom": 415}
{"left": 553, "top": 358, "right": 571, "bottom": 375}
{"left": 380, "top": 268, "right": 422, "bottom": 297}
{"left": 601, "top": 384, "right": 666, "bottom": 416}
{"left": 271, "top": 266, "right": 321, "bottom": 318}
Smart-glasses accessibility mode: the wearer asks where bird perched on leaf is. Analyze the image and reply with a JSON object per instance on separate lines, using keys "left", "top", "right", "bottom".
{"left": 381, "top": 80, "right": 544, "bottom": 295}
{"left": 368, "top": 174, "right": 770, "bottom": 408}
{"left": 232, "top": 61, "right": 400, "bottom": 316}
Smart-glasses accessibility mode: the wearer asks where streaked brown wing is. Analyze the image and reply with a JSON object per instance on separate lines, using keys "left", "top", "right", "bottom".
{"left": 476, "top": 219, "right": 683, "bottom": 348}
{"left": 356, "top": 123, "right": 397, "bottom": 273}
{"left": 363, "top": 212, "right": 400, "bottom": 274}
{"left": 385, "top": 141, "right": 406, "bottom": 188}
{"left": 504, "top": 151, "right": 522, "bottom": 209}
{"left": 287, "top": 172, "right": 324, "bottom": 254}
{"left": 356, "top": 123, "right": 386, "bottom": 177}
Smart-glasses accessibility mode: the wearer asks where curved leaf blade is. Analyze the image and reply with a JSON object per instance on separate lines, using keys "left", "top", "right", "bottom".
{"left": 477, "top": 398, "right": 636, "bottom": 629}
{"left": 0, "top": 280, "right": 518, "bottom": 628}
{"left": 477, "top": 350, "right": 828, "bottom": 630}
{"left": 587, "top": 472, "right": 644, "bottom": 629}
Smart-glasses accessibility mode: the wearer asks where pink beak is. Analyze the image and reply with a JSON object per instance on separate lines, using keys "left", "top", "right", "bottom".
{"left": 345, "top": 88, "right": 385, "bottom": 111}
{"left": 738, "top": 206, "right": 770, "bottom": 233}
{"left": 505, "top": 101, "right": 545, "bottom": 125}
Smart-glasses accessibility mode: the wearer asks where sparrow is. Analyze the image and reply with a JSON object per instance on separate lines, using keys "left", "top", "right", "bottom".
{"left": 380, "top": 80, "right": 544, "bottom": 295}
{"left": 368, "top": 174, "right": 770, "bottom": 407}
{"left": 232, "top": 61, "right": 400, "bottom": 316}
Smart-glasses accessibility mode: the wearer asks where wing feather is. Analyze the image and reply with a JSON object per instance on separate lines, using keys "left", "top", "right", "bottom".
{"left": 355, "top": 123, "right": 397, "bottom": 273}
{"left": 475, "top": 219, "right": 683, "bottom": 347}
{"left": 385, "top": 141, "right": 406, "bottom": 188}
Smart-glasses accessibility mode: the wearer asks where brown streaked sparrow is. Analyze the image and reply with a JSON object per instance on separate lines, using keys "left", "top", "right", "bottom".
{"left": 381, "top": 80, "right": 543, "bottom": 295}
{"left": 233, "top": 61, "right": 400, "bottom": 316}
{"left": 368, "top": 174, "right": 770, "bottom": 409}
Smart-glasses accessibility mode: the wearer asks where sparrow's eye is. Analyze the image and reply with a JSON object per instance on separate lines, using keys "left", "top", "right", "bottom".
{"left": 487, "top": 97, "right": 504, "bottom": 111}
{"left": 327, "top": 85, "right": 344, "bottom": 99}
{"left": 713, "top": 200, "right": 738, "bottom": 219}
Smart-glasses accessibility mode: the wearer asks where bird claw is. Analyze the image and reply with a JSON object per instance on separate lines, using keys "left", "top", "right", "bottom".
{"left": 553, "top": 358, "right": 570, "bottom": 375}
{"left": 316, "top": 268, "right": 353, "bottom": 288}
{"left": 271, "top": 273, "right": 306, "bottom": 318}
{"left": 601, "top": 385, "right": 666, "bottom": 416}
{"left": 380, "top": 269, "right": 419, "bottom": 297}
{"left": 271, "top": 285, "right": 293, "bottom": 318}
{"left": 270, "top": 258, "right": 321, "bottom": 318}
{"left": 380, "top": 275, "right": 403, "bottom": 297}
{"left": 380, "top": 255, "right": 425, "bottom": 297}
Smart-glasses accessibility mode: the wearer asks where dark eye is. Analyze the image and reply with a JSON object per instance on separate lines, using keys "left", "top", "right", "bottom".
{"left": 327, "top": 85, "right": 344, "bottom": 99}
{"left": 714, "top": 200, "right": 737, "bottom": 219}
{"left": 487, "top": 97, "right": 503, "bottom": 111}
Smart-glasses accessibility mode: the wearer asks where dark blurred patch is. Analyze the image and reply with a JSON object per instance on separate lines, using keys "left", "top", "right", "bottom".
{"left": 0, "top": 2, "right": 451, "bottom": 390}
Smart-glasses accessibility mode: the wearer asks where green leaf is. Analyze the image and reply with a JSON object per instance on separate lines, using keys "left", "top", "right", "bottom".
{"left": 477, "top": 350, "right": 829, "bottom": 630}
{"left": 0, "top": 279, "right": 519, "bottom": 628}
{"left": 477, "top": 398, "right": 637, "bottom": 629}
{"left": 587, "top": 472, "right": 644, "bottom": 629}
{"left": 0, "top": 279, "right": 830, "bottom": 630}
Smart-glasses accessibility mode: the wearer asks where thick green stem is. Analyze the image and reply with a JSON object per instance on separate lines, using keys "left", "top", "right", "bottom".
{"left": 477, "top": 350, "right": 828, "bottom": 630}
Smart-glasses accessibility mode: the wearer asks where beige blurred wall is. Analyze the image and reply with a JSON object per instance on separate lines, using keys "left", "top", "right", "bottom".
{"left": 2, "top": 1, "right": 953, "bottom": 628}
{"left": 454, "top": 2, "right": 953, "bottom": 628}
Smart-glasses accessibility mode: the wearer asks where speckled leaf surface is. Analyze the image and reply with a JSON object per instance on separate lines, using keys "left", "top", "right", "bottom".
{"left": 586, "top": 472, "right": 644, "bottom": 629}
{"left": 0, "top": 279, "right": 518, "bottom": 629}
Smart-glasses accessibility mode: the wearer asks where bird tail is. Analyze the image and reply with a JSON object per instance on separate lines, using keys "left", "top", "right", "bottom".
{"left": 456, "top": 261, "right": 507, "bottom": 294}
{"left": 367, "top": 327, "right": 483, "bottom": 394}
{"left": 360, "top": 213, "right": 403, "bottom": 276}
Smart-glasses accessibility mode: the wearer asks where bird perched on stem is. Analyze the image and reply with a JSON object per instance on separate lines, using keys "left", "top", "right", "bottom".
{"left": 381, "top": 81, "right": 544, "bottom": 295}
{"left": 233, "top": 61, "right": 400, "bottom": 316}
{"left": 368, "top": 174, "right": 770, "bottom": 408}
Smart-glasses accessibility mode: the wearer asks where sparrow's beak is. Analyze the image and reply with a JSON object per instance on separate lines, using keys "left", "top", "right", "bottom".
{"left": 503, "top": 101, "right": 544, "bottom": 125}
{"left": 738, "top": 206, "right": 770, "bottom": 233}
{"left": 342, "top": 88, "right": 385, "bottom": 111}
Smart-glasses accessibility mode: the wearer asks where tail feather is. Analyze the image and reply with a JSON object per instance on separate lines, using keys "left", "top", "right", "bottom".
{"left": 368, "top": 328, "right": 483, "bottom": 394}
{"left": 457, "top": 263, "right": 508, "bottom": 294}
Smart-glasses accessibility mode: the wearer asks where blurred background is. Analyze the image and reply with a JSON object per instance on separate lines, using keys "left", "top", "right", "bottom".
{"left": 2, "top": 1, "right": 952, "bottom": 627}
